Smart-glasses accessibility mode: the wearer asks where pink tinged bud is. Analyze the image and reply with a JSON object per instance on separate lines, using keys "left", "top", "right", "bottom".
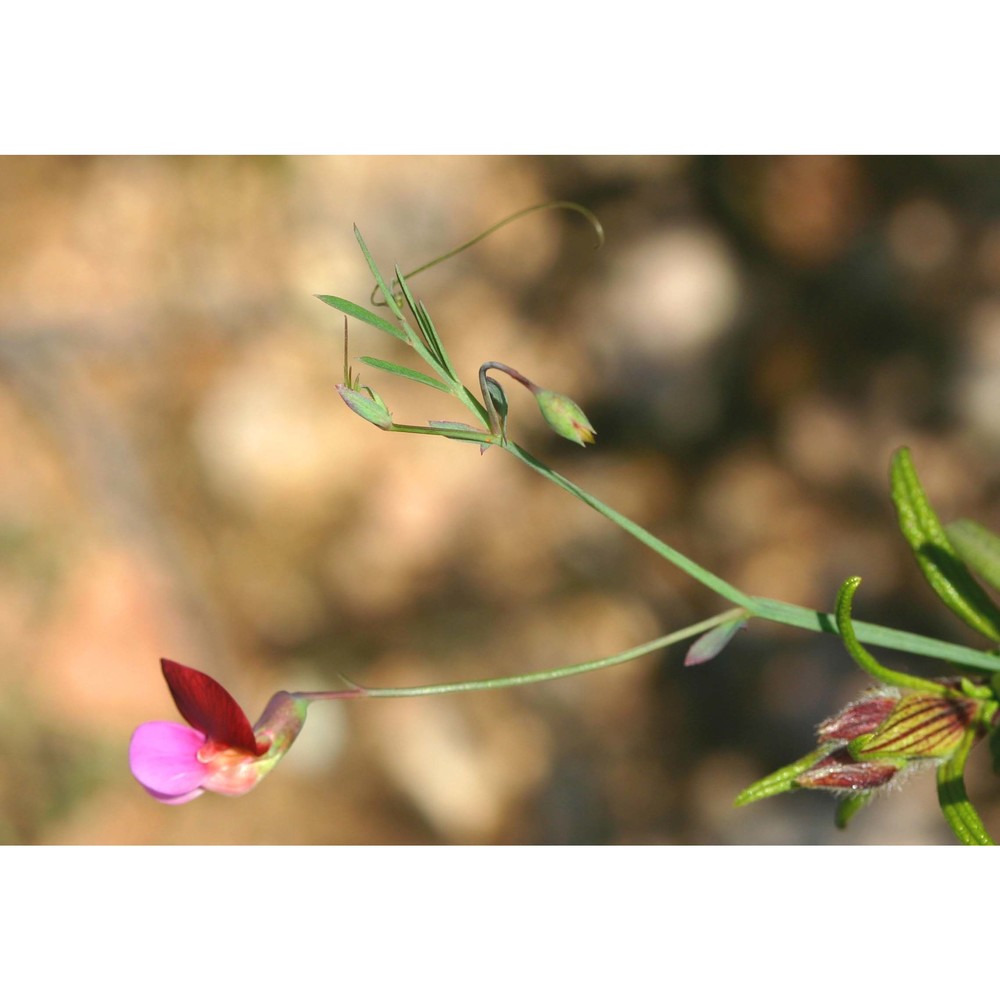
{"left": 850, "top": 692, "right": 980, "bottom": 760}
{"left": 794, "top": 749, "right": 899, "bottom": 791}
{"left": 816, "top": 691, "right": 898, "bottom": 742}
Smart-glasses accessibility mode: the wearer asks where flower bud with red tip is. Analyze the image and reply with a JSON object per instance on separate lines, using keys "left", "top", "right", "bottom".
{"left": 532, "top": 389, "right": 596, "bottom": 447}
{"left": 736, "top": 684, "right": 989, "bottom": 810}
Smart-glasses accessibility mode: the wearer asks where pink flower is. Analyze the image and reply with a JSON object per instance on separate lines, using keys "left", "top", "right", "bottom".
{"left": 129, "top": 659, "right": 310, "bottom": 804}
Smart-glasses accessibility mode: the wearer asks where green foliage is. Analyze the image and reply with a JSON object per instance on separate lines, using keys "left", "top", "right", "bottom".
{"left": 890, "top": 447, "right": 1000, "bottom": 642}
{"left": 946, "top": 518, "right": 1000, "bottom": 595}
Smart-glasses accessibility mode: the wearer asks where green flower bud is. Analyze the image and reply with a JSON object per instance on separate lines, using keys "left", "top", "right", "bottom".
{"left": 736, "top": 682, "right": 991, "bottom": 821}
{"left": 336, "top": 383, "right": 393, "bottom": 430}
{"left": 532, "top": 389, "right": 596, "bottom": 447}
{"left": 849, "top": 691, "right": 979, "bottom": 761}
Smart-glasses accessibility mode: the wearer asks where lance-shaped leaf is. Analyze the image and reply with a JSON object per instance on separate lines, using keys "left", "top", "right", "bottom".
{"left": 413, "top": 301, "right": 458, "bottom": 381}
{"left": 890, "top": 447, "right": 1000, "bottom": 642}
{"left": 393, "top": 267, "right": 454, "bottom": 375}
{"left": 945, "top": 518, "right": 1000, "bottom": 596}
{"left": 684, "top": 616, "right": 747, "bottom": 666}
{"left": 354, "top": 226, "right": 407, "bottom": 324}
{"left": 316, "top": 295, "right": 408, "bottom": 343}
{"left": 359, "top": 356, "right": 451, "bottom": 393}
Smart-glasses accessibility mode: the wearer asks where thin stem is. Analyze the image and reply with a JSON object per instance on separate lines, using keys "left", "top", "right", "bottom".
{"left": 503, "top": 440, "right": 756, "bottom": 609}
{"left": 749, "top": 597, "right": 1000, "bottom": 672}
{"left": 501, "top": 440, "right": 1000, "bottom": 673}
{"left": 835, "top": 576, "right": 952, "bottom": 694}
{"left": 299, "top": 608, "right": 746, "bottom": 701}
{"left": 370, "top": 201, "right": 605, "bottom": 307}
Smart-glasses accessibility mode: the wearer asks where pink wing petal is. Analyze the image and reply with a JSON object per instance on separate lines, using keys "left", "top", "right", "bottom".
{"left": 160, "top": 659, "right": 259, "bottom": 755}
{"left": 129, "top": 721, "right": 210, "bottom": 799}
{"left": 145, "top": 787, "right": 207, "bottom": 806}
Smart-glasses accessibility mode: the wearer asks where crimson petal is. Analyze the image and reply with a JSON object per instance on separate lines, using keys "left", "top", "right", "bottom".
{"left": 160, "top": 659, "right": 259, "bottom": 755}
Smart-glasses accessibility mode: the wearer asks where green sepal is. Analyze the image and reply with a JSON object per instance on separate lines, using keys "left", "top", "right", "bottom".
{"left": 359, "top": 356, "right": 451, "bottom": 393}
{"left": 890, "top": 447, "right": 1000, "bottom": 642}
{"left": 734, "top": 746, "right": 832, "bottom": 806}
{"left": 484, "top": 377, "right": 509, "bottom": 441}
{"left": 945, "top": 518, "right": 1000, "bottom": 596}
{"left": 835, "top": 794, "right": 871, "bottom": 830}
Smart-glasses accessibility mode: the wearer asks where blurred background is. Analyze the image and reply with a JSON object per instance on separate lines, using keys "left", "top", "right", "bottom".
{"left": 2, "top": 155, "right": 1000, "bottom": 845}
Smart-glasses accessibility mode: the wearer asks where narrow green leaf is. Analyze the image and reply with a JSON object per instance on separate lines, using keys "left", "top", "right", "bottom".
{"left": 427, "top": 420, "right": 493, "bottom": 446}
{"left": 354, "top": 226, "right": 406, "bottom": 323}
{"left": 936, "top": 729, "right": 995, "bottom": 845}
{"left": 890, "top": 447, "right": 1000, "bottom": 642}
{"left": 414, "top": 301, "right": 458, "bottom": 380}
{"left": 316, "top": 295, "right": 407, "bottom": 343}
{"left": 428, "top": 420, "right": 484, "bottom": 433}
{"left": 393, "top": 264, "right": 421, "bottom": 323}
{"left": 359, "top": 356, "right": 451, "bottom": 393}
{"left": 684, "top": 616, "right": 747, "bottom": 666}
{"left": 393, "top": 267, "right": 457, "bottom": 377}
{"left": 750, "top": 595, "right": 1000, "bottom": 672}
{"left": 946, "top": 518, "right": 1000, "bottom": 595}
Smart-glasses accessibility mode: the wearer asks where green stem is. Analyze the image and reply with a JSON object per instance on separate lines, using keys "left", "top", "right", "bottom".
{"left": 835, "top": 576, "right": 952, "bottom": 694}
{"left": 370, "top": 201, "right": 604, "bottom": 308}
{"left": 501, "top": 441, "right": 1000, "bottom": 674}
{"left": 299, "top": 608, "right": 746, "bottom": 701}
{"left": 503, "top": 441, "right": 752, "bottom": 608}
{"left": 750, "top": 597, "right": 1000, "bottom": 671}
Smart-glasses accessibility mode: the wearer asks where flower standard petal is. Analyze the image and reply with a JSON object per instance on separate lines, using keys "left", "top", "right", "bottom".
{"left": 129, "top": 721, "right": 210, "bottom": 799}
{"left": 160, "top": 659, "right": 260, "bottom": 755}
